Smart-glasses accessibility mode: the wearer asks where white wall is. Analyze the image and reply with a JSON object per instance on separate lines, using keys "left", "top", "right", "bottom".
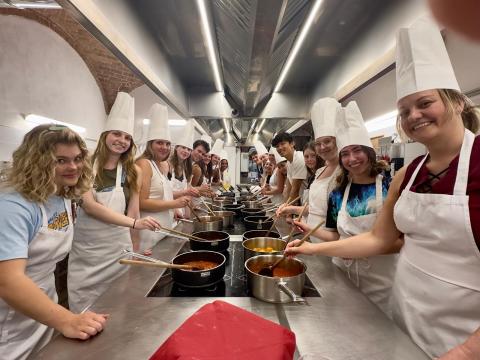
{"left": 0, "top": 15, "right": 106, "bottom": 159}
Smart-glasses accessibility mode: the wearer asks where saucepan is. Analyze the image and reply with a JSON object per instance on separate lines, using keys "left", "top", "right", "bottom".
{"left": 242, "top": 237, "right": 287, "bottom": 261}
{"left": 245, "top": 254, "right": 306, "bottom": 303}
{"left": 244, "top": 215, "right": 274, "bottom": 230}
{"left": 190, "top": 230, "right": 230, "bottom": 252}
{"left": 178, "top": 215, "right": 223, "bottom": 232}
{"left": 197, "top": 209, "right": 235, "bottom": 228}
{"left": 242, "top": 230, "right": 281, "bottom": 241}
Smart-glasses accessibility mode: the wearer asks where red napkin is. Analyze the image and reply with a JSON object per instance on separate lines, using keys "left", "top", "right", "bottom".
{"left": 150, "top": 300, "right": 296, "bottom": 360}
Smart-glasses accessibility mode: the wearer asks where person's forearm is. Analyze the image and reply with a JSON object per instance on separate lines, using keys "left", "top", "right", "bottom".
{"left": 266, "top": 186, "right": 283, "bottom": 195}
{"left": 439, "top": 327, "right": 480, "bottom": 359}
{"left": 81, "top": 201, "right": 134, "bottom": 228}
{"left": 139, "top": 198, "right": 178, "bottom": 212}
{"left": 172, "top": 189, "right": 186, "bottom": 199}
{"left": 0, "top": 273, "right": 73, "bottom": 331}
{"left": 312, "top": 228, "right": 340, "bottom": 242}
{"left": 289, "top": 181, "right": 301, "bottom": 203}
{"left": 310, "top": 231, "right": 392, "bottom": 258}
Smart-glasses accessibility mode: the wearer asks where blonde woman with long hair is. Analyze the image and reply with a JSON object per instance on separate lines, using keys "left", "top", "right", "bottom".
{"left": 68, "top": 93, "right": 160, "bottom": 314}
{"left": 0, "top": 125, "right": 107, "bottom": 359}
{"left": 136, "top": 104, "right": 190, "bottom": 252}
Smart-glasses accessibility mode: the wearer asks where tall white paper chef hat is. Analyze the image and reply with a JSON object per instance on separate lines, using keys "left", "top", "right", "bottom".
{"left": 310, "top": 97, "right": 341, "bottom": 139}
{"left": 170, "top": 119, "right": 194, "bottom": 149}
{"left": 254, "top": 140, "right": 269, "bottom": 156}
{"left": 200, "top": 134, "right": 212, "bottom": 148}
{"left": 336, "top": 101, "right": 373, "bottom": 151}
{"left": 396, "top": 16, "right": 460, "bottom": 101}
{"left": 210, "top": 139, "right": 224, "bottom": 156}
{"left": 146, "top": 103, "right": 171, "bottom": 142}
{"left": 104, "top": 92, "right": 135, "bottom": 136}
{"left": 269, "top": 146, "right": 286, "bottom": 163}
{"left": 220, "top": 150, "right": 228, "bottom": 161}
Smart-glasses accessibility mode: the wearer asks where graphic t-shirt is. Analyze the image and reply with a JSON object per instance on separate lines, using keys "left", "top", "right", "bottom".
{"left": 325, "top": 176, "right": 391, "bottom": 229}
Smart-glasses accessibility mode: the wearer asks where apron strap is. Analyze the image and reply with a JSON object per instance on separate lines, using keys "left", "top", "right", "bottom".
{"left": 340, "top": 180, "right": 352, "bottom": 212}
{"left": 375, "top": 174, "right": 383, "bottom": 212}
{"left": 453, "top": 129, "right": 475, "bottom": 195}
{"left": 115, "top": 163, "right": 123, "bottom": 189}
{"left": 404, "top": 154, "right": 429, "bottom": 191}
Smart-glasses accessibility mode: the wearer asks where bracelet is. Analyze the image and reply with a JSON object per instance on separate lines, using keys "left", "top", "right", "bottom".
{"left": 132, "top": 219, "right": 136, "bottom": 229}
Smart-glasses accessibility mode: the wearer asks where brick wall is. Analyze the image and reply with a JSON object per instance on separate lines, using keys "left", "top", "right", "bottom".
{"left": 0, "top": 7, "right": 144, "bottom": 112}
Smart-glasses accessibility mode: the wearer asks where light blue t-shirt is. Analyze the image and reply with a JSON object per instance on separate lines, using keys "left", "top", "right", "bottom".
{"left": 0, "top": 192, "right": 68, "bottom": 261}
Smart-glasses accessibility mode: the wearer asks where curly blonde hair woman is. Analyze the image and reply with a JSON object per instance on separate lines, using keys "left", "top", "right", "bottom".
{"left": 4, "top": 124, "right": 92, "bottom": 202}
{"left": 0, "top": 124, "right": 108, "bottom": 360}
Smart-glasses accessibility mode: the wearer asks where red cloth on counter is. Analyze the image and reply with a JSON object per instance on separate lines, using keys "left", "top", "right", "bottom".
{"left": 149, "top": 300, "right": 296, "bottom": 360}
{"left": 399, "top": 135, "right": 480, "bottom": 249}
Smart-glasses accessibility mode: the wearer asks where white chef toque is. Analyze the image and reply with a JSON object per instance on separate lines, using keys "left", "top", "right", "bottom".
{"left": 336, "top": 101, "right": 373, "bottom": 151}
{"left": 254, "top": 140, "right": 269, "bottom": 156}
{"left": 269, "top": 147, "right": 286, "bottom": 163}
{"left": 170, "top": 119, "right": 194, "bottom": 149}
{"left": 396, "top": 16, "right": 460, "bottom": 102}
{"left": 200, "top": 134, "right": 212, "bottom": 148}
{"left": 104, "top": 92, "right": 135, "bottom": 136}
{"left": 220, "top": 150, "right": 228, "bottom": 161}
{"left": 210, "top": 139, "right": 224, "bottom": 156}
{"left": 146, "top": 103, "right": 171, "bottom": 142}
{"left": 310, "top": 97, "right": 341, "bottom": 139}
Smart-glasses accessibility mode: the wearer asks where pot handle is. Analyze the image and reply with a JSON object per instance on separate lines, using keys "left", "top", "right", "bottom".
{"left": 277, "top": 280, "right": 307, "bottom": 304}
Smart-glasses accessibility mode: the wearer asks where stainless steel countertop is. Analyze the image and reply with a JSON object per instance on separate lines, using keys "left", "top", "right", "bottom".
{"left": 35, "top": 220, "right": 428, "bottom": 360}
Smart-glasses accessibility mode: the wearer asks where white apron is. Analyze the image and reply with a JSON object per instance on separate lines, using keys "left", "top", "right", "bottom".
{"left": 68, "top": 164, "right": 132, "bottom": 313}
{"left": 139, "top": 160, "right": 174, "bottom": 252}
{"left": 170, "top": 167, "right": 188, "bottom": 217}
{"left": 0, "top": 198, "right": 73, "bottom": 360}
{"left": 307, "top": 166, "right": 336, "bottom": 243}
{"left": 334, "top": 175, "right": 398, "bottom": 316}
{"left": 268, "top": 169, "right": 284, "bottom": 205}
{"left": 392, "top": 129, "right": 480, "bottom": 358}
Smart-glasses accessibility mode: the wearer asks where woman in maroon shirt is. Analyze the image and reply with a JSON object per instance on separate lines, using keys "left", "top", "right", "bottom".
{"left": 286, "top": 18, "right": 480, "bottom": 359}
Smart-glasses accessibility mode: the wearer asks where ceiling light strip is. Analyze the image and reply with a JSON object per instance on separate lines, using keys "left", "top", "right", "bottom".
{"left": 274, "top": 0, "right": 324, "bottom": 93}
{"left": 197, "top": 0, "right": 223, "bottom": 92}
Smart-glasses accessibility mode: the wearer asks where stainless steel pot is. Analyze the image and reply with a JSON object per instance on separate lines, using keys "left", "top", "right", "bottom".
{"left": 241, "top": 200, "right": 261, "bottom": 209}
{"left": 241, "top": 208, "right": 266, "bottom": 219}
{"left": 212, "top": 210, "right": 235, "bottom": 228}
{"left": 245, "top": 255, "right": 306, "bottom": 303}
{"left": 242, "top": 237, "right": 287, "bottom": 261}
{"left": 242, "top": 230, "right": 281, "bottom": 240}
{"left": 244, "top": 215, "right": 274, "bottom": 230}
{"left": 179, "top": 216, "right": 223, "bottom": 232}
{"left": 211, "top": 197, "right": 234, "bottom": 207}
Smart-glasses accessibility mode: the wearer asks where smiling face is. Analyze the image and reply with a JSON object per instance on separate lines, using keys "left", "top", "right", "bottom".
{"left": 339, "top": 145, "right": 371, "bottom": 177}
{"left": 176, "top": 145, "right": 192, "bottom": 161}
{"left": 202, "top": 153, "right": 211, "bottom": 165}
{"left": 277, "top": 161, "right": 287, "bottom": 176}
{"left": 220, "top": 159, "right": 228, "bottom": 172}
{"left": 151, "top": 139, "right": 171, "bottom": 161}
{"left": 191, "top": 144, "right": 207, "bottom": 163}
{"left": 275, "top": 140, "right": 294, "bottom": 159}
{"left": 211, "top": 154, "right": 220, "bottom": 166}
{"left": 397, "top": 89, "right": 463, "bottom": 145}
{"left": 105, "top": 130, "right": 132, "bottom": 155}
{"left": 303, "top": 148, "right": 318, "bottom": 171}
{"left": 315, "top": 136, "right": 338, "bottom": 162}
{"left": 54, "top": 143, "right": 84, "bottom": 188}
{"left": 263, "top": 160, "right": 274, "bottom": 175}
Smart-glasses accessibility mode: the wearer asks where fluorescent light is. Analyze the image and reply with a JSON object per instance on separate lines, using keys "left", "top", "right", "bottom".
{"left": 143, "top": 118, "right": 151, "bottom": 125}
{"left": 274, "top": 0, "right": 324, "bottom": 93}
{"left": 25, "top": 114, "right": 86, "bottom": 134}
{"left": 197, "top": 0, "right": 223, "bottom": 92}
{"left": 365, "top": 110, "right": 398, "bottom": 133}
{"left": 169, "top": 119, "right": 187, "bottom": 126}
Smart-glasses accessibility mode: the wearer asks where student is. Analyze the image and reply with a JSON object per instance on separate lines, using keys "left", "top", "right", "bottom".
{"left": 208, "top": 139, "right": 224, "bottom": 190}
{"left": 286, "top": 18, "right": 480, "bottom": 358}
{"left": 219, "top": 150, "right": 231, "bottom": 190}
{"left": 136, "top": 104, "right": 190, "bottom": 252}
{"left": 262, "top": 147, "right": 287, "bottom": 204}
{"left": 278, "top": 98, "right": 342, "bottom": 242}
{"left": 68, "top": 93, "right": 160, "bottom": 314}
{"left": 168, "top": 120, "right": 199, "bottom": 217}
{"left": 272, "top": 132, "right": 307, "bottom": 204}
{"left": 301, "top": 141, "right": 324, "bottom": 205}
{"left": 0, "top": 125, "right": 108, "bottom": 359}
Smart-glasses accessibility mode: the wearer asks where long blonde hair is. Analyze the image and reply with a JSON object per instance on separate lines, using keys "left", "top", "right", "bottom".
{"left": 91, "top": 131, "right": 138, "bottom": 192}
{"left": 5, "top": 124, "right": 92, "bottom": 203}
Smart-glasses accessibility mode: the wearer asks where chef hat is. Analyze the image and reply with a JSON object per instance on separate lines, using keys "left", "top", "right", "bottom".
{"left": 269, "top": 146, "right": 286, "bottom": 163}
{"left": 146, "top": 103, "right": 171, "bottom": 142}
{"left": 310, "top": 97, "right": 341, "bottom": 139}
{"left": 254, "top": 140, "right": 269, "bottom": 156}
{"left": 104, "top": 92, "right": 135, "bottom": 136}
{"left": 170, "top": 119, "right": 194, "bottom": 149}
{"left": 210, "top": 139, "right": 224, "bottom": 156}
{"left": 220, "top": 150, "right": 228, "bottom": 161}
{"left": 396, "top": 16, "right": 460, "bottom": 101}
{"left": 336, "top": 101, "right": 373, "bottom": 151}
{"left": 200, "top": 134, "right": 212, "bottom": 148}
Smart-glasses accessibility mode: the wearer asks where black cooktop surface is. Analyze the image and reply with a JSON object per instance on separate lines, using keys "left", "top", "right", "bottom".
{"left": 147, "top": 241, "right": 321, "bottom": 298}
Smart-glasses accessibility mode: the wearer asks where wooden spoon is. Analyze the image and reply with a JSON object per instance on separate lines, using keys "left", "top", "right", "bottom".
{"left": 119, "top": 259, "right": 200, "bottom": 270}
{"left": 187, "top": 202, "right": 204, "bottom": 222}
{"left": 258, "top": 220, "right": 324, "bottom": 277}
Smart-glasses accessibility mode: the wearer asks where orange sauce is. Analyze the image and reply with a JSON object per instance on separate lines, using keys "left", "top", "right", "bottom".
{"left": 182, "top": 260, "right": 218, "bottom": 271}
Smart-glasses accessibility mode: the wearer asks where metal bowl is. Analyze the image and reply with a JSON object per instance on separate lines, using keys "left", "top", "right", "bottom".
{"left": 242, "top": 237, "right": 287, "bottom": 261}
